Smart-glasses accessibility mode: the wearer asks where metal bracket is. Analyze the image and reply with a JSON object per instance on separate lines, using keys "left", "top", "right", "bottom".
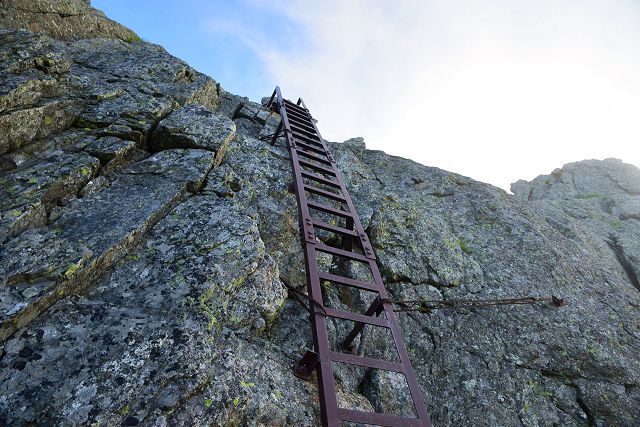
{"left": 326, "top": 152, "right": 335, "bottom": 163}
{"left": 293, "top": 350, "right": 319, "bottom": 381}
{"left": 269, "top": 121, "right": 284, "bottom": 146}
{"left": 303, "top": 216, "right": 315, "bottom": 243}
{"left": 359, "top": 232, "right": 376, "bottom": 259}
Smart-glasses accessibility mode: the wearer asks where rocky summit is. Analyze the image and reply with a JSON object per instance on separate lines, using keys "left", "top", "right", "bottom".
{"left": 0, "top": 2, "right": 639, "bottom": 426}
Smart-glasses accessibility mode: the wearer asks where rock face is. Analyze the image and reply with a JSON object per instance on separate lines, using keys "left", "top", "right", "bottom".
{"left": 151, "top": 104, "right": 236, "bottom": 153}
{"left": 0, "top": 0, "right": 139, "bottom": 41}
{"left": 512, "top": 159, "right": 640, "bottom": 293}
{"left": 1, "top": 4, "right": 639, "bottom": 427}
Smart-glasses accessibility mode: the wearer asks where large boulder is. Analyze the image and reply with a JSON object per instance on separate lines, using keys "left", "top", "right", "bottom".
{"left": 151, "top": 104, "right": 236, "bottom": 156}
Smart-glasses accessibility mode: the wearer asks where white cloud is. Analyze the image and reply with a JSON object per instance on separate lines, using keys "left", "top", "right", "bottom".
{"left": 218, "top": 0, "right": 640, "bottom": 189}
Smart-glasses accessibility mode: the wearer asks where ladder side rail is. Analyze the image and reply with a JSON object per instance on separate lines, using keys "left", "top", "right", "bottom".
{"left": 273, "top": 87, "right": 341, "bottom": 427}
{"left": 299, "top": 94, "right": 432, "bottom": 425}
{"left": 298, "top": 97, "right": 375, "bottom": 259}
{"left": 274, "top": 88, "right": 432, "bottom": 426}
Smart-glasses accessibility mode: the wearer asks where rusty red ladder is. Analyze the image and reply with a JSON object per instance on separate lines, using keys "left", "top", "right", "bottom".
{"left": 267, "top": 87, "right": 432, "bottom": 427}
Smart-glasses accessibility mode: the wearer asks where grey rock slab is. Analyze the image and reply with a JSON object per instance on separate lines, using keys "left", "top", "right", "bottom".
{"left": 84, "top": 135, "right": 139, "bottom": 169}
{"left": 7, "top": 128, "right": 96, "bottom": 161}
{"left": 327, "top": 144, "right": 640, "bottom": 426}
{"left": 219, "top": 132, "right": 307, "bottom": 290}
{"left": 0, "top": 0, "right": 140, "bottom": 41}
{"left": 0, "top": 149, "right": 217, "bottom": 342}
{"left": 98, "top": 123, "right": 144, "bottom": 144}
{"left": 68, "top": 37, "right": 220, "bottom": 109}
{"left": 234, "top": 101, "right": 273, "bottom": 124}
{"left": 1, "top": 14, "right": 639, "bottom": 426}
{"left": 0, "top": 149, "right": 100, "bottom": 242}
{"left": 0, "top": 99, "right": 79, "bottom": 155}
{"left": 218, "top": 88, "right": 250, "bottom": 118}
{"left": 0, "top": 72, "right": 59, "bottom": 113}
{"left": 0, "top": 187, "right": 288, "bottom": 425}
{"left": 78, "top": 175, "right": 109, "bottom": 198}
{"left": 151, "top": 104, "right": 236, "bottom": 155}
{"left": 74, "top": 86, "right": 177, "bottom": 133}
{"left": 0, "top": 29, "right": 71, "bottom": 75}
{"left": 512, "top": 158, "right": 640, "bottom": 294}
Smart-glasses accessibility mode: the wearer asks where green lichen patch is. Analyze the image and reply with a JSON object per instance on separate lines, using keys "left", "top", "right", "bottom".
{"left": 458, "top": 238, "right": 473, "bottom": 255}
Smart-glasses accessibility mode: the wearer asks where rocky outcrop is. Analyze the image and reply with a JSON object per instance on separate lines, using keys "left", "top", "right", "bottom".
{"left": 1, "top": 6, "right": 639, "bottom": 427}
{"left": 151, "top": 104, "right": 236, "bottom": 153}
{"left": 0, "top": 26, "right": 226, "bottom": 345}
{"left": 0, "top": 0, "right": 139, "bottom": 41}
{"left": 512, "top": 158, "right": 640, "bottom": 292}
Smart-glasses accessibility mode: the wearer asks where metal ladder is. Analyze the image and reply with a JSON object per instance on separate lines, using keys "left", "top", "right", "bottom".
{"left": 266, "top": 87, "right": 431, "bottom": 427}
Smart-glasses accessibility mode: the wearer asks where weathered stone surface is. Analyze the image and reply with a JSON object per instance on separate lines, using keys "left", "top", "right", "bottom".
{"left": 0, "top": 99, "right": 79, "bottom": 155}
{"left": 65, "top": 39, "right": 221, "bottom": 145}
{"left": 0, "top": 29, "right": 72, "bottom": 75}
{"left": 78, "top": 174, "right": 108, "bottom": 197}
{"left": 513, "top": 158, "right": 640, "bottom": 292}
{"left": 0, "top": 0, "right": 139, "bottom": 41}
{"left": 218, "top": 88, "right": 251, "bottom": 118}
{"left": 323, "top": 147, "right": 640, "bottom": 426}
{"left": 68, "top": 37, "right": 220, "bottom": 109}
{"left": 1, "top": 188, "right": 298, "bottom": 426}
{"left": 84, "top": 135, "right": 140, "bottom": 171}
{"left": 151, "top": 104, "right": 236, "bottom": 156}
{"left": 1, "top": 4, "right": 639, "bottom": 426}
{"left": 206, "top": 115, "right": 640, "bottom": 426}
{"left": 0, "top": 149, "right": 100, "bottom": 241}
{"left": 0, "top": 73, "right": 59, "bottom": 113}
{"left": 0, "top": 149, "right": 217, "bottom": 342}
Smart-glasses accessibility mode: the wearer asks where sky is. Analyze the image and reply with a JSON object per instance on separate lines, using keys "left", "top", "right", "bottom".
{"left": 94, "top": 0, "right": 640, "bottom": 190}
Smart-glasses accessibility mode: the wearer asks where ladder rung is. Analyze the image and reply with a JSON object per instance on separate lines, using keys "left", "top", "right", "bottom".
{"left": 293, "top": 130, "right": 320, "bottom": 143}
{"left": 324, "top": 307, "right": 390, "bottom": 328}
{"left": 291, "top": 123, "right": 318, "bottom": 137}
{"left": 283, "top": 107, "right": 310, "bottom": 122}
{"left": 296, "top": 140, "right": 327, "bottom": 156}
{"left": 291, "top": 129, "right": 321, "bottom": 142}
{"left": 299, "top": 159, "right": 336, "bottom": 175}
{"left": 315, "top": 243, "right": 369, "bottom": 262}
{"left": 307, "top": 201, "right": 351, "bottom": 219}
{"left": 285, "top": 104, "right": 310, "bottom": 116}
{"left": 291, "top": 125, "right": 318, "bottom": 141}
{"left": 338, "top": 409, "right": 422, "bottom": 427}
{"left": 329, "top": 351, "right": 403, "bottom": 372}
{"left": 284, "top": 99, "right": 308, "bottom": 113}
{"left": 317, "top": 271, "right": 379, "bottom": 292}
{"left": 304, "top": 184, "right": 346, "bottom": 203}
{"left": 294, "top": 134, "right": 324, "bottom": 147}
{"left": 287, "top": 115, "right": 316, "bottom": 131}
{"left": 312, "top": 219, "right": 357, "bottom": 237}
{"left": 286, "top": 108, "right": 311, "bottom": 121}
{"left": 301, "top": 171, "right": 341, "bottom": 189}
{"left": 297, "top": 149, "right": 332, "bottom": 165}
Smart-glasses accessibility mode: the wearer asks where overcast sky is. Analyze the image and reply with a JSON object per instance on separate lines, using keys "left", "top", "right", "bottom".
{"left": 95, "top": 0, "right": 640, "bottom": 190}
